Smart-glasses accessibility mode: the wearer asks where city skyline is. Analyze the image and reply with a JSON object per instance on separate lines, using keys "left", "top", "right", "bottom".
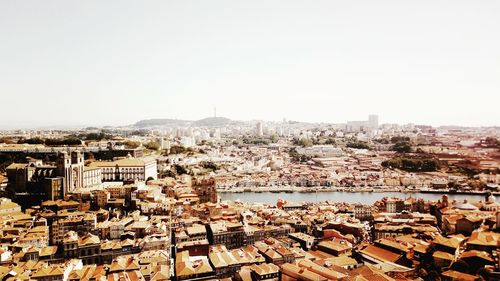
{"left": 1, "top": 112, "right": 500, "bottom": 130}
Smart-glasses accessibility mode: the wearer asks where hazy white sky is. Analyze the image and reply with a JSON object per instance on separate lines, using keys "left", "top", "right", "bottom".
{"left": 0, "top": 0, "right": 499, "bottom": 128}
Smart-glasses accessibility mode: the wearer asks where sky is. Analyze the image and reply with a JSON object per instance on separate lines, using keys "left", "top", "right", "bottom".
{"left": 0, "top": 0, "right": 499, "bottom": 129}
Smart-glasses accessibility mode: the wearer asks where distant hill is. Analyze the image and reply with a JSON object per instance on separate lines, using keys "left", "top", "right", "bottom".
{"left": 133, "top": 117, "right": 237, "bottom": 128}
{"left": 192, "top": 117, "right": 233, "bottom": 127}
{"left": 134, "top": 119, "right": 190, "bottom": 128}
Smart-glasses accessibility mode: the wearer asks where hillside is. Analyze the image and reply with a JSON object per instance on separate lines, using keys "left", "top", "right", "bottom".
{"left": 134, "top": 119, "right": 190, "bottom": 128}
{"left": 133, "top": 117, "right": 236, "bottom": 128}
{"left": 192, "top": 117, "right": 233, "bottom": 127}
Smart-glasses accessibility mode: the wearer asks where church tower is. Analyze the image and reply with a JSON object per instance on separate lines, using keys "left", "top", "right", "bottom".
{"left": 57, "top": 152, "right": 72, "bottom": 195}
{"left": 70, "top": 151, "right": 84, "bottom": 191}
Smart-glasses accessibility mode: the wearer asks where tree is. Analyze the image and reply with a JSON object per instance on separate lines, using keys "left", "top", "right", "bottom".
{"left": 299, "top": 138, "right": 313, "bottom": 147}
{"left": 269, "top": 133, "right": 279, "bottom": 143}
{"left": 123, "top": 140, "right": 140, "bottom": 149}
{"left": 374, "top": 138, "right": 390, "bottom": 144}
{"left": 45, "top": 138, "right": 82, "bottom": 146}
{"left": 163, "top": 170, "right": 176, "bottom": 178}
{"left": 392, "top": 141, "right": 411, "bottom": 153}
{"left": 484, "top": 137, "right": 500, "bottom": 147}
{"left": 324, "top": 137, "right": 336, "bottom": 145}
{"left": 145, "top": 141, "right": 160, "bottom": 150}
{"left": 174, "top": 164, "right": 188, "bottom": 175}
{"left": 382, "top": 157, "right": 439, "bottom": 172}
{"left": 346, "top": 141, "right": 370, "bottom": 150}
{"left": 0, "top": 137, "right": 16, "bottom": 144}
{"left": 201, "top": 161, "right": 218, "bottom": 172}
{"left": 391, "top": 136, "right": 410, "bottom": 143}
{"left": 169, "top": 145, "right": 186, "bottom": 155}
{"left": 18, "top": 137, "right": 45, "bottom": 144}
{"left": 83, "top": 132, "right": 112, "bottom": 141}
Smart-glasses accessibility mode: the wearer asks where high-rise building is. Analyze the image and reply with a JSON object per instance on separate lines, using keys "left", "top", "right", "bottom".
{"left": 368, "top": 114, "right": 379, "bottom": 129}
{"left": 256, "top": 122, "right": 264, "bottom": 137}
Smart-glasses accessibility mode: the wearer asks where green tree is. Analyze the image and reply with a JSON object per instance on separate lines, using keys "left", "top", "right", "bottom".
{"left": 269, "top": 133, "right": 279, "bottom": 143}
{"left": 346, "top": 141, "right": 370, "bottom": 149}
{"left": 174, "top": 164, "right": 187, "bottom": 175}
{"left": 169, "top": 145, "right": 186, "bottom": 154}
{"left": 382, "top": 157, "right": 439, "bottom": 172}
{"left": 201, "top": 161, "right": 218, "bottom": 171}
{"left": 391, "top": 136, "right": 410, "bottom": 143}
{"left": 392, "top": 141, "right": 411, "bottom": 153}
{"left": 145, "top": 141, "right": 160, "bottom": 150}
{"left": 324, "top": 137, "right": 336, "bottom": 145}
{"left": 123, "top": 140, "right": 140, "bottom": 149}
{"left": 299, "top": 138, "right": 313, "bottom": 147}
{"left": 18, "top": 137, "right": 45, "bottom": 144}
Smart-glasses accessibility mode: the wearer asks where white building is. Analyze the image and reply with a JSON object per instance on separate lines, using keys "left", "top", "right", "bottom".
{"left": 83, "top": 167, "right": 102, "bottom": 188}
{"left": 368, "top": 114, "right": 379, "bottom": 129}
{"left": 295, "top": 145, "right": 343, "bottom": 158}
{"left": 0, "top": 198, "right": 21, "bottom": 215}
{"left": 256, "top": 122, "right": 263, "bottom": 137}
{"left": 89, "top": 157, "right": 157, "bottom": 182}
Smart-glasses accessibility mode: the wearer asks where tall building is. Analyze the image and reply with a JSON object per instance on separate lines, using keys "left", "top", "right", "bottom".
{"left": 368, "top": 114, "right": 379, "bottom": 129}
{"left": 256, "top": 122, "right": 263, "bottom": 137}
{"left": 57, "top": 151, "right": 84, "bottom": 193}
{"left": 192, "top": 177, "right": 218, "bottom": 203}
{"left": 346, "top": 115, "right": 380, "bottom": 132}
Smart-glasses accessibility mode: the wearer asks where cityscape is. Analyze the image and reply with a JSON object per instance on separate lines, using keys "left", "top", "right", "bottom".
{"left": 0, "top": 115, "right": 498, "bottom": 281}
{"left": 1, "top": 1, "right": 499, "bottom": 281}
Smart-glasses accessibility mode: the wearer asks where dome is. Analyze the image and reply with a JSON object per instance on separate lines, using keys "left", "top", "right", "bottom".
{"left": 487, "top": 194, "right": 496, "bottom": 204}
{"left": 454, "top": 200, "right": 479, "bottom": 210}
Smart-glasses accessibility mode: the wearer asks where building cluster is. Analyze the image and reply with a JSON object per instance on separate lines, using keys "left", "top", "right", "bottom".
{"left": 0, "top": 178, "right": 498, "bottom": 281}
{"left": 0, "top": 120, "right": 498, "bottom": 280}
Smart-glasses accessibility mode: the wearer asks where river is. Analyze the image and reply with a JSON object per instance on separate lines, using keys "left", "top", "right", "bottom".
{"left": 219, "top": 191, "right": 487, "bottom": 205}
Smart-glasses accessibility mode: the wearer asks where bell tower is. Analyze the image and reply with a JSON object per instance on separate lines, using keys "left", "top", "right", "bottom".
{"left": 57, "top": 152, "right": 72, "bottom": 194}
{"left": 70, "top": 151, "right": 84, "bottom": 191}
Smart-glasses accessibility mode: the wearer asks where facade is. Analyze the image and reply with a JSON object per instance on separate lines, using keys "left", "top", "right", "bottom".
{"left": 373, "top": 223, "right": 439, "bottom": 240}
{"left": 89, "top": 157, "right": 157, "bottom": 182}
{"left": 51, "top": 213, "right": 97, "bottom": 245}
{"left": 354, "top": 204, "right": 372, "bottom": 221}
{"left": 43, "top": 177, "right": 64, "bottom": 200}
{"left": 288, "top": 233, "right": 315, "bottom": 251}
{"left": 62, "top": 232, "right": 101, "bottom": 265}
{"left": 208, "top": 222, "right": 245, "bottom": 249}
{"left": 57, "top": 151, "right": 85, "bottom": 193}
{"left": 192, "top": 177, "right": 218, "bottom": 203}
{"left": 83, "top": 167, "right": 102, "bottom": 188}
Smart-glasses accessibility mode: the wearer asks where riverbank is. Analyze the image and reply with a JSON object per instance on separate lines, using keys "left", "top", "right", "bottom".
{"left": 217, "top": 186, "right": 499, "bottom": 196}
{"left": 218, "top": 190, "right": 489, "bottom": 205}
